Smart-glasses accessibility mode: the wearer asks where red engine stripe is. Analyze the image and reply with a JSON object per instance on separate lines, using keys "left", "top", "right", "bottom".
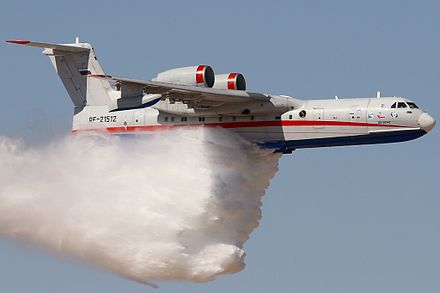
{"left": 196, "top": 65, "right": 205, "bottom": 84}
{"left": 227, "top": 73, "right": 238, "bottom": 90}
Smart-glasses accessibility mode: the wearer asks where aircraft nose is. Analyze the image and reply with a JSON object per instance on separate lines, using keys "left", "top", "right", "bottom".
{"left": 418, "top": 113, "right": 436, "bottom": 132}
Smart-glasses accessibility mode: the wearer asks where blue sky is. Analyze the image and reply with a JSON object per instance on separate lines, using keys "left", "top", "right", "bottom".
{"left": 1, "top": 0, "right": 439, "bottom": 292}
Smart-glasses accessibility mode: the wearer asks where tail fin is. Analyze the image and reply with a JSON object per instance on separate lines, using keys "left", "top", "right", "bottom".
{"left": 7, "top": 38, "right": 114, "bottom": 111}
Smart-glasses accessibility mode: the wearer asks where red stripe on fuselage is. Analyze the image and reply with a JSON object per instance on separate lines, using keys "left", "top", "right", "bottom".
{"left": 72, "top": 120, "right": 409, "bottom": 133}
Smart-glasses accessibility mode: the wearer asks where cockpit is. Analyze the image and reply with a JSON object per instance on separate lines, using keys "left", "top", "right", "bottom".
{"left": 391, "top": 101, "right": 419, "bottom": 109}
{"left": 387, "top": 99, "right": 435, "bottom": 132}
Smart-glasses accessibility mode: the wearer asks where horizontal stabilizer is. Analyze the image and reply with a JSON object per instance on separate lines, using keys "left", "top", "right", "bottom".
{"left": 6, "top": 39, "right": 89, "bottom": 52}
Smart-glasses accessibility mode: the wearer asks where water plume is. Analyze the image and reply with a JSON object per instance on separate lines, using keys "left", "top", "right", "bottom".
{"left": 0, "top": 127, "right": 280, "bottom": 283}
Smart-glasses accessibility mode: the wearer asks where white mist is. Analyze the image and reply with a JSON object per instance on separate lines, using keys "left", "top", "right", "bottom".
{"left": 0, "top": 128, "right": 280, "bottom": 283}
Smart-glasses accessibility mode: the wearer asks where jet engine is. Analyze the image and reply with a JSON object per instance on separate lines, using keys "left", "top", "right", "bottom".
{"left": 213, "top": 73, "right": 246, "bottom": 90}
{"left": 153, "top": 65, "right": 215, "bottom": 88}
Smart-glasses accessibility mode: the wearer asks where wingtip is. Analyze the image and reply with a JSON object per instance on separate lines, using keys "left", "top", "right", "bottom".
{"left": 6, "top": 40, "right": 31, "bottom": 45}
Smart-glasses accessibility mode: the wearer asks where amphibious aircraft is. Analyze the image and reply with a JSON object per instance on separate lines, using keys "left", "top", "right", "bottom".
{"left": 7, "top": 38, "right": 435, "bottom": 153}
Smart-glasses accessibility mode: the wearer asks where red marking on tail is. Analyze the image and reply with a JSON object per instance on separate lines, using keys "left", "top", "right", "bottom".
{"left": 6, "top": 40, "right": 31, "bottom": 44}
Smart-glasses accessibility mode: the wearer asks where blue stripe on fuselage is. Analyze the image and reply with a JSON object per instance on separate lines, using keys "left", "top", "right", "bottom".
{"left": 87, "top": 129, "right": 426, "bottom": 154}
{"left": 261, "top": 129, "right": 427, "bottom": 153}
{"left": 110, "top": 98, "right": 161, "bottom": 112}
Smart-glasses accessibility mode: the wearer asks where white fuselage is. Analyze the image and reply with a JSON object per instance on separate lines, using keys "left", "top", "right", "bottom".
{"left": 7, "top": 39, "right": 434, "bottom": 153}
{"left": 72, "top": 96, "right": 435, "bottom": 153}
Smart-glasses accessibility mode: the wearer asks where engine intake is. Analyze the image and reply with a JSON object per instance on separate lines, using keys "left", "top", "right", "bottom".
{"left": 213, "top": 73, "right": 246, "bottom": 90}
{"left": 154, "top": 65, "right": 215, "bottom": 88}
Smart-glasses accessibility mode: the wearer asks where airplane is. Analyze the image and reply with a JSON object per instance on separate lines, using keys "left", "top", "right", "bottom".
{"left": 6, "top": 38, "right": 435, "bottom": 153}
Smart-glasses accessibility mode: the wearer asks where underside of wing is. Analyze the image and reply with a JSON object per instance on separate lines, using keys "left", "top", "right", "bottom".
{"left": 91, "top": 75, "right": 270, "bottom": 108}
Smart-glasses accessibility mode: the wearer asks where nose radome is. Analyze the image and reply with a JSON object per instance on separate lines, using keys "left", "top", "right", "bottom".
{"left": 418, "top": 113, "right": 436, "bottom": 132}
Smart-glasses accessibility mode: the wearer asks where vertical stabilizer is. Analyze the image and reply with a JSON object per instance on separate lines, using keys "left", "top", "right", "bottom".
{"left": 7, "top": 39, "right": 115, "bottom": 111}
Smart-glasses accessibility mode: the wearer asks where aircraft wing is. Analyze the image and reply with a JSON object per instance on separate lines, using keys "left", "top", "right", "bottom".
{"left": 91, "top": 74, "right": 270, "bottom": 107}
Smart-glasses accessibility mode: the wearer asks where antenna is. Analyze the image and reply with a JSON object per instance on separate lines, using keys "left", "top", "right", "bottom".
{"left": 376, "top": 91, "right": 381, "bottom": 98}
{"left": 334, "top": 96, "right": 339, "bottom": 100}
{"left": 75, "top": 36, "right": 80, "bottom": 44}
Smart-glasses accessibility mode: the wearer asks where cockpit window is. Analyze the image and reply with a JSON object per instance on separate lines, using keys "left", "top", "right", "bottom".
{"left": 407, "top": 102, "right": 419, "bottom": 109}
{"left": 397, "top": 102, "right": 407, "bottom": 108}
{"left": 391, "top": 102, "right": 397, "bottom": 108}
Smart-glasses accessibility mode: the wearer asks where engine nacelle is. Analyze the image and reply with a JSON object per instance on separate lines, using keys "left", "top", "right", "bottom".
{"left": 153, "top": 65, "right": 215, "bottom": 88}
{"left": 213, "top": 73, "right": 246, "bottom": 90}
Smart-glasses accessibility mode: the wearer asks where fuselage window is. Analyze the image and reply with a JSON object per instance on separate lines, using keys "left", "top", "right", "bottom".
{"left": 199, "top": 117, "right": 205, "bottom": 122}
{"left": 218, "top": 117, "right": 223, "bottom": 122}
{"left": 171, "top": 117, "right": 175, "bottom": 122}
{"left": 407, "top": 102, "right": 419, "bottom": 109}
{"left": 232, "top": 116, "right": 236, "bottom": 121}
{"left": 391, "top": 102, "right": 397, "bottom": 108}
{"left": 181, "top": 117, "right": 187, "bottom": 122}
{"left": 164, "top": 117, "right": 169, "bottom": 122}
{"left": 275, "top": 116, "right": 281, "bottom": 120}
{"left": 398, "top": 102, "right": 407, "bottom": 108}
{"left": 251, "top": 116, "right": 255, "bottom": 120}
{"left": 289, "top": 114, "right": 293, "bottom": 120}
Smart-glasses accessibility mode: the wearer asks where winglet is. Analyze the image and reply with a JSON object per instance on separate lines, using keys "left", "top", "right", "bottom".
{"left": 6, "top": 40, "right": 31, "bottom": 45}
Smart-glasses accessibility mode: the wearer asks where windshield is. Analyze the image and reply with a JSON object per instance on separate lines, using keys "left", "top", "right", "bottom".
{"left": 407, "top": 102, "right": 419, "bottom": 109}
{"left": 398, "top": 102, "right": 407, "bottom": 108}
